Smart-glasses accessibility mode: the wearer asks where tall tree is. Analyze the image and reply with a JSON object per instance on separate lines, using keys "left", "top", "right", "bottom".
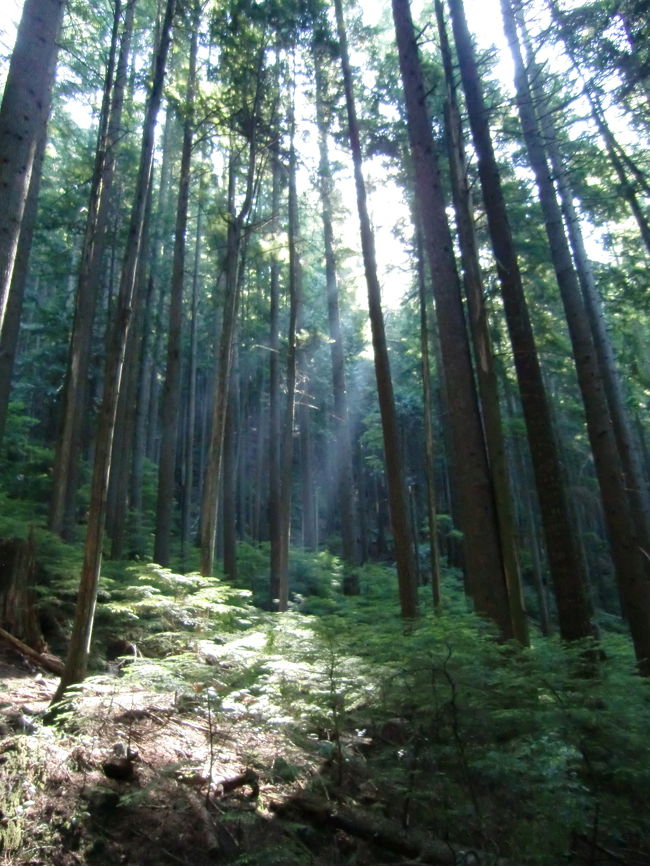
{"left": 435, "top": 0, "right": 527, "bottom": 641}
{"left": 391, "top": 0, "right": 512, "bottom": 638}
{"left": 517, "top": 14, "right": 650, "bottom": 573}
{"left": 500, "top": 0, "right": 650, "bottom": 672}
{"left": 447, "top": 0, "right": 595, "bottom": 643}
{"left": 52, "top": 0, "right": 177, "bottom": 701}
{"left": 312, "top": 37, "right": 360, "bottom": 567}
{"left": 0, "top": 0, "right": 65, "bottom": 333}
{"left": 154, "top": 1, "right": 201, "bottom": 567}
{"left": 334, "top": 0, "right": 418, "bottom": 620}
{"left": 49, "top": 0, "right": 137, "bottom": 538}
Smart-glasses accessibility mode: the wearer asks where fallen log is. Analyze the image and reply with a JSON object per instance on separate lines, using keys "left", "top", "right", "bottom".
{"left": 216, "top": 768, "right": 259, "bottom": 799}
{"left": 0, "top": 626, "right": 64, "bottom": 675}
{"left": 270, "top": 794, "right": 510, "bottom": 866}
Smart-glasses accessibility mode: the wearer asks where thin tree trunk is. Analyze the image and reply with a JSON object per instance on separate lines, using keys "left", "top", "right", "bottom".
{"left": 312, "top": 41, "right": 360, "bottom": 566}
{"left": 52, "top": 0, "right": 177, "bottom": 701}
{"left": 268, "top": 153, "right": 283, "bottom": 605}
{"left": 50, "top": 0, "right": 136, "bottom": 538}
{"left": 335, "top": 0, "right": 418, "bottom": 620}
{"left": 200, "top": 110, "right": 259, "bottom": 576}
{"left": 448, "top": 0, "right": 594, "bottom": 644}
{"left": 181, "top": 170, "right": 205, "bottom": 567}
{"left": 222, "top": 344, "right": 239, "bottom": 581}
{"left": 154, "top": 3, "right": 199, "bottom": 566}
{"left": 276, "top": 87, "right": 303, "bottom": 610}
{"left": 415, "top": 230, "right": 442, "bottom": 607}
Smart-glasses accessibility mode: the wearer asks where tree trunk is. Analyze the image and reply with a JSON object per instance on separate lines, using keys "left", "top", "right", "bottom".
{"left": 392, "top": 0, "right": 510, "bottom": 632}
{"left": 335, "top": 0, "right": 418, "bottom": 620}
{"left": 154, "top": 3, "right": 199, "bottom": 566}
{"left": 268, "top": 153, "right": 283, "bottom": 605}
{"left": 275, "top": 90, "right": 303, "bottom": 610}
{"left": 415, "top": 230, "right": 442, "bottom": 607}
{"left": 0, "top": 0, "right": 64, "bottom": 332}
{"left": 435, "top": 0, "right": 527, "bottom": 642}
{"left": 0, "top": 533, "right": 42, "bottom": 649}
{"left": 501, "top": 0, "right": 650, "bottom": 672}
{"left": 49, "top": 0, "right": 136, "bottom": 538}
{"left": 181, "top": 169, "right": 205, "bottom": 567}
{"left": 0, "top": 121, "right": 47, "bottom": 445}
{"left": 312, "top": 41, "right": 360, "bottom": 566}
{"left": 518, "top": 17, "right": 650, "bottom": 569}
{"left": 222, "top": 340, "right": 240, "bottom": 582}
{"left": 200, "top": 113, "right": 259, "bottom": 576}
{"left": 448, "top": 0, "right": 594, "bottom": 644}
{"left": 52, "top": 0, "right": 177, "bottom": 702}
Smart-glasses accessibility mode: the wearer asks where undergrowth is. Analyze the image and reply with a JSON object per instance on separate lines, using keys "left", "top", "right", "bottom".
{"left": 1, "top": 544, "right": 649, "bottom": 864}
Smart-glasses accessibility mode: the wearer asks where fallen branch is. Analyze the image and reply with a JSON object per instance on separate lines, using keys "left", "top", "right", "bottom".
{"left": 270, "top": 794, "right": 510, "bottom": 866}
{"left": 0, "top": 626, "right": 64, "bottom": 675}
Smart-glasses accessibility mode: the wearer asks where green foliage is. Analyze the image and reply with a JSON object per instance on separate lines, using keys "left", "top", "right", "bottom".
{"left": 97, "top": 562, "right": 256, "bottom": 643}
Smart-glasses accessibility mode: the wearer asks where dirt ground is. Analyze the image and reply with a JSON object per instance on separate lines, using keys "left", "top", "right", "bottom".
{"left": 0, "top": 648, "right": 353, "bottom": 866}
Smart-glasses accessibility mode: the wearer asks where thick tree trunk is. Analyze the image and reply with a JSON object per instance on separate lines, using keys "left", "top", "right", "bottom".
{"left": 335, "top": 0, "right": 418, "bottom": 620}
{"left": 435, "top": 0, "right": 527, "bottom": 642}
{"left": 52, "top": 0, "right": 176, "bottom": 702}
{"left": 154, "top": 5, "right": 199, "bottom": 566}
{"left": 518, "top": 19, "right": 650, "bottom": 568}
{"left": 0, "top": 0, "right": 64, "bottom": 331}
{"left": 0, "top": 533, "right": 42, "bottom": 649}
{"left": 392, "top": 0, "right": 509, "bottom": 633}
{"left": 448, "top": 0, "right": 594, "bottom": 644}
{"left": 501, "top": 0, "right": 650, "bottom": 672}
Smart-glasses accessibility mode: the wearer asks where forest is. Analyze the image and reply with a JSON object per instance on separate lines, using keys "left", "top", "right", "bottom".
{"left": 0, "top": 0, "right": 649, "bottom": 863}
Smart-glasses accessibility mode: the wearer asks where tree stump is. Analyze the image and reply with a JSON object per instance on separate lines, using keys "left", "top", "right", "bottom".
{"left": 0, "top": 532, "right": 43, "bottom": 649}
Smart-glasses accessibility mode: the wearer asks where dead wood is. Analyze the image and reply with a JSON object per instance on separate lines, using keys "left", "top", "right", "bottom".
{"left": 0, "top": 625, "right": 64, "bottom": 675}
{"left": 215, "top": 768, "right": 259, "bottom": 799}
{"left": 270, "top": 794, "right": 510, "bottom": 865}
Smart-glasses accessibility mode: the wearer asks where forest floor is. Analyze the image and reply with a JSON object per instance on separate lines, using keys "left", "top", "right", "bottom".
{"left": 0, "top": 646, "right": 487, "bottom": 866}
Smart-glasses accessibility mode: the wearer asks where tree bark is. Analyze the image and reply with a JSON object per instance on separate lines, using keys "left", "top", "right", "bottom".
{"left": 52, "top": 0, "right": 177, "bottom": 702}
{"left": 154, "top": 3, "right": 200, "bottom": 566}
{"left": 517, "top": 16, "right": 650, "bottom": 571}
{"left": 335, "top": 0, "right": 418, "bottom": 620}
{"left": 49, "top": 0, "right": 136, "bottom": 538}
{"left": 501, "top": 0, "right": 650, "bottom": 672}
{"left": 312, "top": 41, "right": 360, "bottom": 566}
{"left": 392, "top": 0, "right": 510, "bottom": 633}
{"left": 268, "top": 153, "right": 283, "bottom": 605}
{"left": 0, "top": 0, "right": 64, "bottom": 332}
{"left": 200, "top": 110, "right": 260, "bottom": 577}
{"left": 435, "top": 0, "right": 527, "bottom": 642}
{"left": 0, "top": 122, "right": 47, "bottom": 445}
{"left": 275, "top": 88, "right": 303, "bottom": 610}
{"left": 415, "top": 230, "right": 442, "bottom": 607}
{"left": 448, "top": 0, "right": 594, "bottom": 643}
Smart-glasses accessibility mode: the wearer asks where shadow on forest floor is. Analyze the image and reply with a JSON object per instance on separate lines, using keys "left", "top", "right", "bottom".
{"left": 1, "top": 644, "right": 648, "bottom": 866}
